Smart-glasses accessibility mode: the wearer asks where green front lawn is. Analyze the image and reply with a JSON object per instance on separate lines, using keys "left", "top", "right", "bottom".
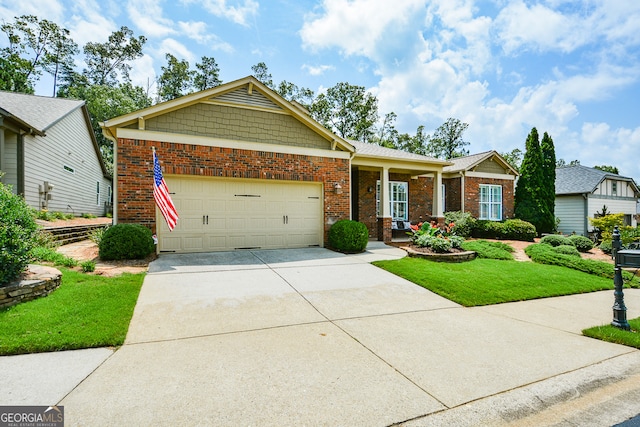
{"left": 583, "top": 318, "right": 640, "bottom": 349}
{"left": 0, "top": 269, "right": 145, "bottom": 356}
{"left": 372, "top": 257, "right": 615, "bottom": 306}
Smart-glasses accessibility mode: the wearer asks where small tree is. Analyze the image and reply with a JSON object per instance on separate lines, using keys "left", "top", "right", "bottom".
{"left": 539, "top": 132, "right": 556, "bottom": 233}
{"left": 0, "top": 181, "right": 38, "bottom": 285}
{"left": 514, "top": 128, "right": 544, "bottom": 234}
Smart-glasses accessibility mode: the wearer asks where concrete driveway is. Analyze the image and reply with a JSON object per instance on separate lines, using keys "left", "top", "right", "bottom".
{"left": 57, "top": 243, "right": 640, "bottom": 426}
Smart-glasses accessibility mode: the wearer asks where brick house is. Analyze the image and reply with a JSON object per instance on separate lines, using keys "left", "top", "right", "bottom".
{"left": 442, "top": 151, "right": 518, "bottom": 221}
{"left": 103, "top": 76, "right": 512, "bottom": 253}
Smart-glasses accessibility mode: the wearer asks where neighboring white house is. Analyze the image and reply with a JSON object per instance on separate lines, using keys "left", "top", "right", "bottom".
{"left": 0, "top": 91, "right": 112, "bottom": 216}
{"left": 555, "top": 164, "right": 639, "bottom": 236}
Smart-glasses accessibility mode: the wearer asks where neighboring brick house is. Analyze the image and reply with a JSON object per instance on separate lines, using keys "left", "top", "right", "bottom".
{"left": 442, "top": 151, "right": 518, "bottom": 221}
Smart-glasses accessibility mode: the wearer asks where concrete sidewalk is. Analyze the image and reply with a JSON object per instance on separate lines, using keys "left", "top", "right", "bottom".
{"left": 3, "top": 243, "right": 640, "bottom": 426}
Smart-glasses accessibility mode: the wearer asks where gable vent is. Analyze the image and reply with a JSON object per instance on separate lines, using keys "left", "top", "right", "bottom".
{"left": 215, "top": 87, "right": 283, "bottom": 111}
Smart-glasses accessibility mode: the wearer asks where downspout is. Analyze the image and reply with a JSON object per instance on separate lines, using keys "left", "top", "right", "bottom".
{"left": 102, "top": 124, "right": 118, "bottom": 224}
{"left": 583, "top": 193, "right": 589, "bottom": 236}
{"left": 460, "top": 171, "right": 465, "bottom": 212}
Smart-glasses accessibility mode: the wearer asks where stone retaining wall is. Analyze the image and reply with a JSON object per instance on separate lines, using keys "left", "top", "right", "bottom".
{"left": 0, "top": 265, "right": 62, "bottom": 309}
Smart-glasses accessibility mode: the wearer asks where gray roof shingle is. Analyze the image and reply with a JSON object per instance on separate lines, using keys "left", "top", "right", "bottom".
{"left": 0, "top": 91, "right": 84, "bottom": 133}
{"left": 555, "top": 164, "right": 639, "bottom": 195}
{"left": 348, "top": 140, "right": 450, "bottom": 164}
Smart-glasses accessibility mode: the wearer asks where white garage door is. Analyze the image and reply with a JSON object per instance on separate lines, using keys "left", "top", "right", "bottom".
{"left": 157, "top": 176, "right": 324, "bottom": 253}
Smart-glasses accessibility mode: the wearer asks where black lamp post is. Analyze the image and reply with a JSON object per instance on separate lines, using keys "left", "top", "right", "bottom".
{"left": 611, "top": 226, "right": 631, "bottom": 330}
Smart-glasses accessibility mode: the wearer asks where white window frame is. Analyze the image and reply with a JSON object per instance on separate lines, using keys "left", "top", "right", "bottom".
{"left": 376, "top": 180, "right": 409, "bottom": 221}
{"left": 479, "top": 184, "right": 502, "bottom": 221}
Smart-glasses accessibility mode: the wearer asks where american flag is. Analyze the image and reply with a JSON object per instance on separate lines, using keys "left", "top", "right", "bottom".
{"left": 153, "top": 150, "right": 179, "bottom": 231}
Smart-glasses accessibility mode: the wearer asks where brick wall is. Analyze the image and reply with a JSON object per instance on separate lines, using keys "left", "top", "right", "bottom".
{"left": 444, "top": 177, "right": 462, "bottom": 212}
{"left": 355, "top": 170, "right": 435, "bottom": 239}
{"left": 116, "top": 138, "right": 351, "bottom": 244}
{"left": 463, "top": 176, "right": 515, "bottom": 219}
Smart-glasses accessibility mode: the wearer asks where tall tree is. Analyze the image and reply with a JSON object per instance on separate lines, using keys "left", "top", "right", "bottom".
{"left": 157, "top": 53, "right": 193, "bottom": 101}
{"left": 310, "top": 82, "right": 379, "bottom": 142}
{"left": 0, "top": 56, "right": 33, "bottom": 92}
{"left": 514, "top": 127, "right": 545, "bottom": 234}
{"left": 500, "top": 148, "right": 523, "bottom": 172}
{"left": 251, "top": 62, "right": 273, "bottom": 88}
{"left": 0, "top": 15, "right": 78, "bottom": 95}
{"left": 540, "top": 131, "right": 556, "bottom": 233}
{"left": 193, "top": 56, "right": 221, "bottom": 91}
{"left": 276, "top": 80, "right": 315, "bottom": 106}
{"left": 82, "top": 26, "right": 146, "bottom": 85}
{"left": 594, "top": 165, "right": 619, "bottom": 174}
{"left": 426, "top": 118, "right": 470, "bottom": 159}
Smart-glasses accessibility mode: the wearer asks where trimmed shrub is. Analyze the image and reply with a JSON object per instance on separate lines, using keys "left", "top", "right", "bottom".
{"left": 553, "top": 245, "right": 581, "bottom": 257}
{"left": 471, "top": 219, "right": 536, "bottom": 241}
{"left": 444, "top": 211, "right": 476, "bottom": 237}
{"left": 568, "top": 235, "right": 594, "bottom": 253}
{"left": 472, "top": 220, "right": 502, "bottom": 239}
{"left": 599, "top": 240, "right": 613, "bottom": 255}
{"left": 328, "top": 220, "right": 369, "bottom": 253}
{"left": 0, "top": 182, "right": 38, "bottom": 285}
{"left": 99, "top": 223, "right": 155, "bottom": 260}
{"left": 540, "top": 234, "right": 573, "bottom": 247}
{"left": 501, "top": 219, "right": 537, "bottom": 241}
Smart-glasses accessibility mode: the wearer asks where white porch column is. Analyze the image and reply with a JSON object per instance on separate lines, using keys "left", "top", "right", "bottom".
{"left": 433, "top": 170, "right": 444, "bottom": 218}
{"left": 380, "top": 166, "right": 390, "bottom": 217}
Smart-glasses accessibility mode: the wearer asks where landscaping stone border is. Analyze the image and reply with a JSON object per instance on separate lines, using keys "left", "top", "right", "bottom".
{"left": 402, "top": 246, "right": 477, "bottom": 263}
{"left": 0, "top": 265, "right": 62, "bottom": 309}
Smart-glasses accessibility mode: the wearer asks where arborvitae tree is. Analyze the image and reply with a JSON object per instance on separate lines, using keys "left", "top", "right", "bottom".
{"left": 514, "top": 128, "right": 544, "bottom": 234}
{"left": 539, "top": 132, "right": 556, "bottom": 233}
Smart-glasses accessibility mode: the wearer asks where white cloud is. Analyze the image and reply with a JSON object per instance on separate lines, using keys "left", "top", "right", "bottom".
{"left": 0, "top": 0, "right": 64, "bottom": 23}
{"left": 302, "top": 64, "right": 334, "bottom": 76}
{"left": 177, "top": 21, "right": 234, "bottom": 52}
{"left": 67, "top": 0, "right": 118, "bottom": 46}
{"left": 300, "top": 0, "right": 424, "bottom": 57}
{"left": 183, "top": 0, "right": 258, "bottom": 26}
{"left": 127, "top": 0, "right": 176, "bottom": 38}
{"left": 156, "top": 38, "right": 196, "bottom": 63}
{"left": 578, "top": 122, "right": 640, "bottom": 177}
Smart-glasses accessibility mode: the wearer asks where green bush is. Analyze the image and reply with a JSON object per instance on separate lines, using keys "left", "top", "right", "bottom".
{"left": 99, "top": 223, "right": 155, "bottom": 260}
{"left": 89, "top": 226, "right": 109, "bottom": 245}
{"left": 525, "top": 243, "right": 637, "bottom": 285}
{"left": 540, "top": 234, "right": 573, "bottom": 247}
{"left": 461, "top": 240, "right": 514, "bottom": 260}
{"left": 568, "top": 235, "right": 594, "bottom": 252}
{"left": 471, "top": 219, "right": 536, "bottom": 241}
{"left": 472, "top": 220, "right": 503, "bottom": 239}
{"left": 30, "top": 246, "right": 78, "bottom": 267}
{"left": 448, "top": 235, "right": 465, "bottom": 249}
{"left": 328, "top": 220, "right": 369, "bottom": 253}
{"left": 444, "top": 211, "right": 476, "bottom": 237}
{"left": 599, "top": 240, "right": 613, "bottom": 255}
{"left": 553, "top": 245, "right": 581, "bottom": 257}
{"left": 81, "top": 260, "right": 96, "bottom": 272}
{"left": 501, "top": 219, "right": 537, "bottom": 241}
{"left": 0, "top": 182, "right": 39, "bottom": 285}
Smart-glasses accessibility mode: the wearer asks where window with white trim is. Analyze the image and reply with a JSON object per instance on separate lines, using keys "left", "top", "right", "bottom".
{"left": 479, "top": 184, "right": 502, "bottom": 221}
{"left": 96, "top": 181, "right": 100, "bottom": 205}
{"left": 376, "top": 181, "right": 409, "bottom": 220}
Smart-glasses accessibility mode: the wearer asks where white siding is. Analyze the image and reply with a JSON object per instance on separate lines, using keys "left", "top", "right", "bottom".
{"left": 588, "top": 197, "right": 638, "bottom": 228}
{"left": 555, "top": 195, "right": 587, "bottom": 235}
{"left": 23, "top": 108, "right": 111, "bottom": 216}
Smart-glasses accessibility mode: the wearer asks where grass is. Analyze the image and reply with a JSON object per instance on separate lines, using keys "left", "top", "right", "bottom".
{"left": 372, "top": 257, "right": 615, "bottom": 306}
{"left": 0, "top": 268, "right": 145, "bottom": 356}
{"left": 461, "top": 239, "right": 514, "bottom": 260}
{"left": 583, "top": 317, "right": 640, "bottom": 349}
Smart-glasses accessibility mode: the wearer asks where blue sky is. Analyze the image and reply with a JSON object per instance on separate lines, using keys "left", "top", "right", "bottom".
{"left": 2, "top": 0, "right": 639, "bottom": 182}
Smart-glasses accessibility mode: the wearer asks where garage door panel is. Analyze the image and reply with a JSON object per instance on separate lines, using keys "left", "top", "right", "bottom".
{"left": 159, "top": 176, "right": 323, "bottom": 252}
